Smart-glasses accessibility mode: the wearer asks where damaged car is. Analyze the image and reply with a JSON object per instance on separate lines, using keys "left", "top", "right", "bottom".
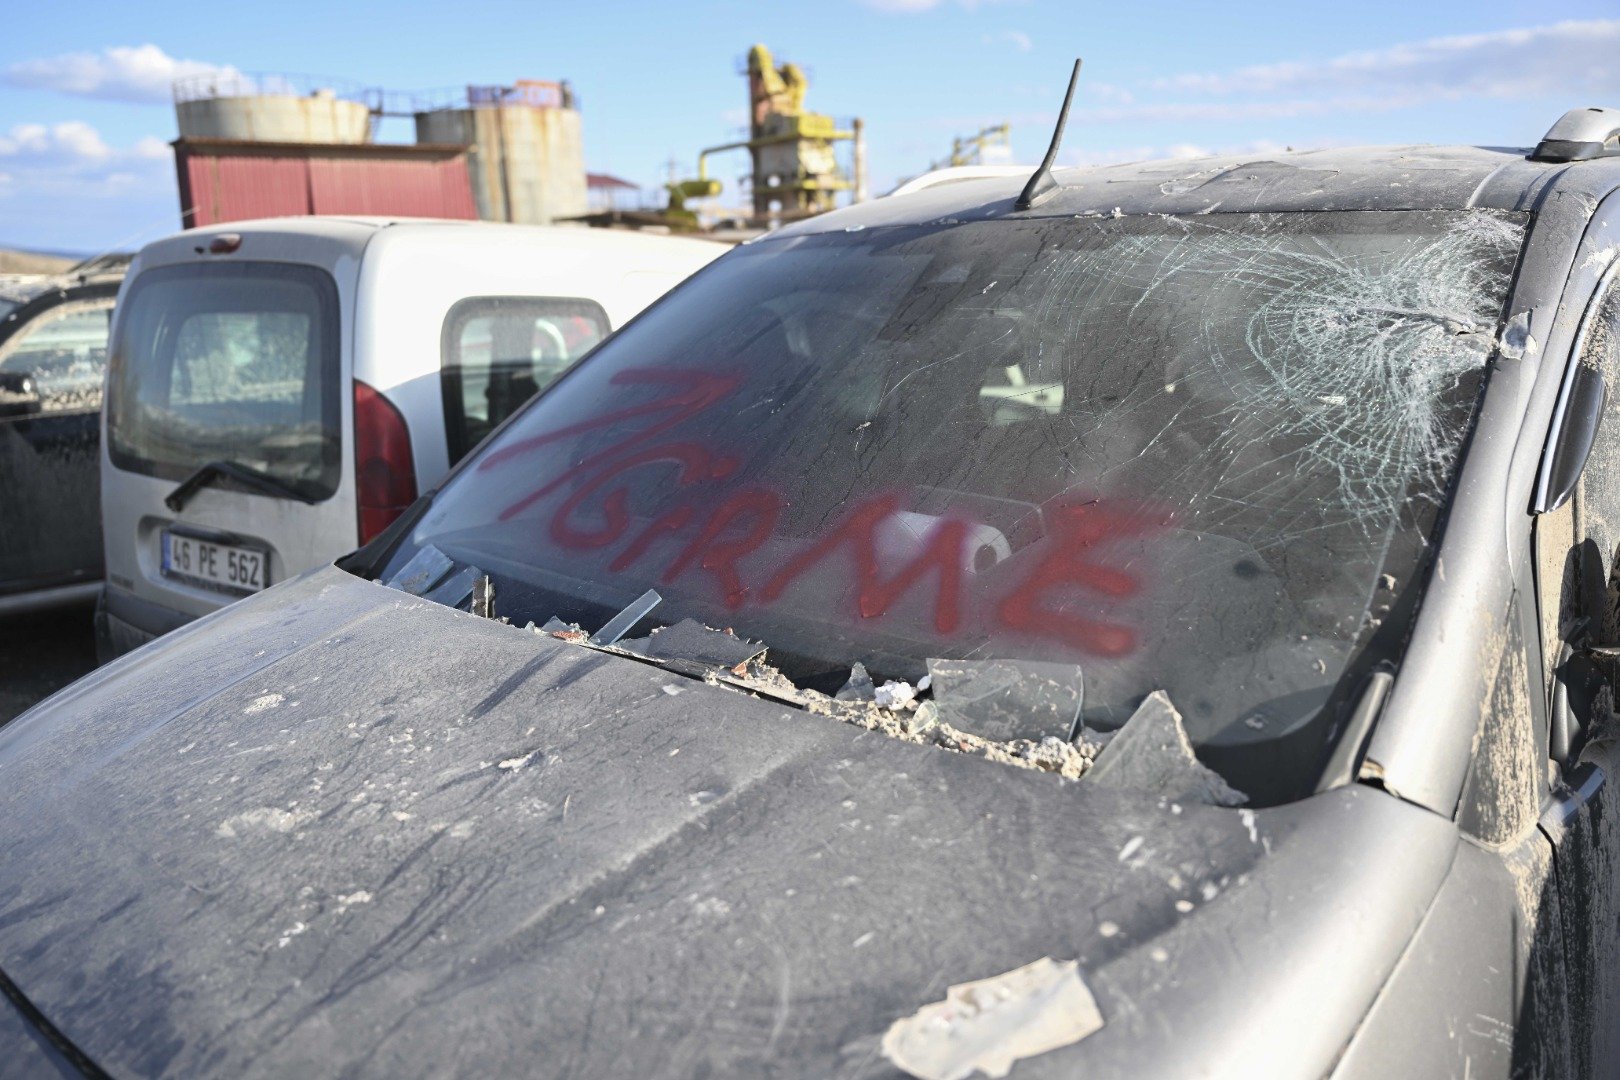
{"left": 7, "top": 106, "right": 1620, "bottom": 1078}
{"left": 0, "top": 254, "right": 128, "bottom": 616}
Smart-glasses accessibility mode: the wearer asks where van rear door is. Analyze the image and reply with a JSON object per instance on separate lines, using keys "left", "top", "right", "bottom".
{"left": 103, "top": 259, "right": 351, "bottom": 625}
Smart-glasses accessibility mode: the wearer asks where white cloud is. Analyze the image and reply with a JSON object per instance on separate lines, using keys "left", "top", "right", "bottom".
{"left": 1140, "top": 19, "right": 1620, "bottom": 119}
{"left": 131, "top": 135, "right": 171, "bottom": 160}
{"left": 1074, "top": 95, "right": 1411, "bottom": 125}
{"left": 999, "top": 30, "right": 1034, "bottom": 52}
{"left": 0, "top": 122, "right": 112, "bottom": 164}
{"left": 4, "top": 44, "right": 241, "bottom": 105}
{"left": 0, "top": 120, "right": 171, "bottom": 200}
{"left": 1086, "top": 83, "right": 1135, "bottom": 106}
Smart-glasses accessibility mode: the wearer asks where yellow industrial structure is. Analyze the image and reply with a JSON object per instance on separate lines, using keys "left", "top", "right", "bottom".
{"left": 931, "top": 123, "right": 1013, "bottom": 170}
{"left": 669, "top": 44, "right": 865, "bottom": 226}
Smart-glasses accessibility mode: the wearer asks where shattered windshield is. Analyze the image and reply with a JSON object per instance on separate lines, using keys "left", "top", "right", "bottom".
{"left": 387, "top": 210, "right": 1526, "bottom": 802}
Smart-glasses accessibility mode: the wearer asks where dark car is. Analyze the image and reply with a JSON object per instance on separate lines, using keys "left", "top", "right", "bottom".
{"left": 5, "top": 109, "right": 1620, "bottom": 1078}
{"left": 0, "top": 254, "right": 128, "bottom": 616}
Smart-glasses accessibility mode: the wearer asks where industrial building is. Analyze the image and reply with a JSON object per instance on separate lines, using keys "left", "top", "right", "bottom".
{"left": 669, "top": 44, "right": 867, "bottom": 228}
{"left": 169, "top": 73, "right": 586, "bottom": 228}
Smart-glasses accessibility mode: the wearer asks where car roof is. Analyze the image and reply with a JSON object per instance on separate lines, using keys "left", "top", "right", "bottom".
{"left": 136, "top": 216, "right": 727, "bottom": 266}
{"left": 776, "top": 144, "right": 1620, "bottom": 237}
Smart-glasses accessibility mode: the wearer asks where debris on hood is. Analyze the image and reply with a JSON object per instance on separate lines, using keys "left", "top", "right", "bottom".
{"left": 880, "top": 957, "right": 1105, "bottom": 1080}
{"left": 926, "top": 658, "right": 1084, "bottom": 743}
{"left": 589, "top": 588, "right": 663, "bottom": 646}
{"left": 423, "top": 565, "right": 482, "bottom": 609}
{"left": 798, "top": 681, "right": 1097, "bottom": 780}
{"left": 522, "top": 609, "right": 1104, "bottom": 780}
{"left": 875, "top": 679, "right": 918, "bottom": 710}
{"left": 618, "top": 617, "right": 764, "bottom": 669}
{"left": 835, "top": 661, "right": 877, "bottom": 701}
{"left": 537, "top": 616, "right": 589, "bottom": 643}
{"left": 386, "top": 543, "right": 454, "bottom": 595}
{"left": 1084, "top": 690, "right": 1248, "bottom": 807}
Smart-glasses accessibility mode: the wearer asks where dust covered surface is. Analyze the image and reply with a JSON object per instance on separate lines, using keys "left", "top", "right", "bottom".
{"left": 1456, "top": 594, "right": 1539, "bottom": 845}
{"left": 777, "top": 145, "right": 1560, "bottom": 236}
{"left": 0, "top": 567, "right": 1298, "bottom": 1079}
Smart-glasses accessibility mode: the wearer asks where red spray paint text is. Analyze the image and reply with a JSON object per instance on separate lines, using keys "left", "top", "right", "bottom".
{"left": 481, "top": 368, "right": 1161, "bottom": 657}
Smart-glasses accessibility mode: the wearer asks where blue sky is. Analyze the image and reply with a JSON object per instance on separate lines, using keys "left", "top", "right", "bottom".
{"left": 1, "top": 0, "right": 1617, "bottom": 252}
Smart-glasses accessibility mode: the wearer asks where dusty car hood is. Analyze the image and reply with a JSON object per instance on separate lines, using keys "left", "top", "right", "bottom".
{"left": 0, "top": 567, "right": 1458, "bottom": 1079}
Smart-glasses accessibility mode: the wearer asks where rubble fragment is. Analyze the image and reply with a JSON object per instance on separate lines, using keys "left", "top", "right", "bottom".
{"left": 538, "top": 616, "right": 589, "bottom": 643}
{"left": 1084, "top": 691, "right": 1247, "bottom": 806}
{"left": 881, "top": 957, "right": 1105, "bottom": 1080}
{"left": 800, "top": 684, "right": 1096, "bottom": 780}
{"left": 874, "top": 680, "right": 917, "bottom": 710}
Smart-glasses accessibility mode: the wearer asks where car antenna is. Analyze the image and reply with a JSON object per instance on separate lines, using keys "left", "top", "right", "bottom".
{"left": 1015, "top": 58, "right": 1083, "bottom": 212}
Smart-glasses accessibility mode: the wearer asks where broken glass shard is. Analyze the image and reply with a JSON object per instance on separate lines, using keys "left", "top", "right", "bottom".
{"left": 590, "top": 589, "right": 662, "bottom": 646}
{"left": 617, "top": 618, "right": 764, "bottom": 668}
{"left": 836, "top": 661, "right": 877, "bottom": 701}
{"left": 1084, "top": 690, "right": 1247, "bottom": 807}
{"left": 471, "top": 574, "right": 495, "bottom": 619}
{"left": 423, "top": 565, "right": 480, "bottom": 609}
{"left": 926, "top": 658, "right": 1086, "bottom": 743}
{"left": 387, "top": 544, "right": 454, "bottom": 595}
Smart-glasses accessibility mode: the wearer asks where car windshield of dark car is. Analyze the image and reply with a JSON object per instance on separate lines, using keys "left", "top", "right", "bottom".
{"left": 385, "top": 210, "right": 1526, "bottom": 802}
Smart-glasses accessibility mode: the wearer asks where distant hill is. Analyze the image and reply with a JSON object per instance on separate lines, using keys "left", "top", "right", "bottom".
{"left": 0, "top": 247, "right": 81, "bottom": 275}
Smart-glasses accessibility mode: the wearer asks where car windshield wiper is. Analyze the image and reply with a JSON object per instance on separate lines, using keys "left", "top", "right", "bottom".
{"left": 164, "top": 459, "right": 317, "bottom": 512}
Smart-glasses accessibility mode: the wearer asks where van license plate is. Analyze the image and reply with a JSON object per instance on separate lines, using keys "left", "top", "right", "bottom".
{"left": 161, "top": 532, "right": 267, "bottom": 594}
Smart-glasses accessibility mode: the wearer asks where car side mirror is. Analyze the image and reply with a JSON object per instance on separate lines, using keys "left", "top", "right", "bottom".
{"left": 1538, "top": 364, "right": 1607, "bottom": 513}
{"left": 0, "top": 370, "right": 40, "bottom": 417}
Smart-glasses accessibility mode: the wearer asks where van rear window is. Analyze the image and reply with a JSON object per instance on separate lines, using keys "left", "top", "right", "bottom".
{"left": 107, "top": 262, "right": 341, "bottom": 501}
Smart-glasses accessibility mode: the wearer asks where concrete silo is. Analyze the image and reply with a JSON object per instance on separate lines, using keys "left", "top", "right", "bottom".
{"left": 174, "top": 75, "right": 373, "bottom": 144}
{"left": 414, "top": 81, "right": 587, "bottom": 225}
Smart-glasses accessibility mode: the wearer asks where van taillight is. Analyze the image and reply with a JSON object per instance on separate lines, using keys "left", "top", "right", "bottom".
{"left": 354, "top": 380, "right": 417, "bottom": 544}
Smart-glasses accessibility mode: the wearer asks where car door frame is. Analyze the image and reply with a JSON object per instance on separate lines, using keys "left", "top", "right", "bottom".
{"left": 1526, "top": 190, "right": 1620, "bottom": 1078}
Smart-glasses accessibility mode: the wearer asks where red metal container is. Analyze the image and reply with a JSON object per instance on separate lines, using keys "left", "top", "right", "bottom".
{"left": 174, "top": 139, "right": 479, "bottom": 228}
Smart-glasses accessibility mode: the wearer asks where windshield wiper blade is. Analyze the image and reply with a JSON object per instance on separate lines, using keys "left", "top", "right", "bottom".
{"left": 164, "top": 459, "right": 317, "bottom": 512}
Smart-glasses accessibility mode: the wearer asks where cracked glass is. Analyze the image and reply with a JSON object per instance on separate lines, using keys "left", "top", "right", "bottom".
{"left": 390, "top": 209, "right": 1527, "bottom": 801}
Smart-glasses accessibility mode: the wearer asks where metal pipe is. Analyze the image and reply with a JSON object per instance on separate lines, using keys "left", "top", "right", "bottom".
{"left": 696, "top": 131, "right": 853, "bottom": 182}
{"left": 853, "top": 117, "right": 868, "bottom": 203}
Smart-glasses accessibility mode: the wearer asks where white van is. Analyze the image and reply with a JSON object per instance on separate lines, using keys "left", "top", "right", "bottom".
{"left": 96, "top": 217, "right": 724, "bottom": 657}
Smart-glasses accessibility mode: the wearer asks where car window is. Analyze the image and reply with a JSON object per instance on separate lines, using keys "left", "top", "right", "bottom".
{"left": 388, "top": 210, "right": 1527, "bottom": 804}
{"left": 440, "top": 296, "right": 610, "bottom": 464}
{"left": 106, "top": 262, "right": 341, "bottom": 501}
{"left": 0, "top": 300, "right": 113, "bottom": 414}
{"left": 1528, "top": 268, "right": 1620, "bottom": 770}
{"left": 1571, "top": 276, "right": 1620, "bottom": 595}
